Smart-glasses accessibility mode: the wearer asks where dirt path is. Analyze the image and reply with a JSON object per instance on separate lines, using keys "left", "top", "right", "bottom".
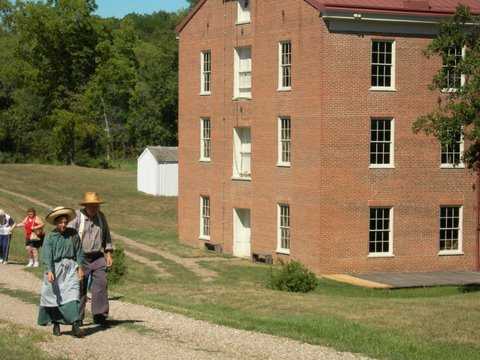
{"left": 0, "top": 187, "right": 227, "bottom": 280}
{"left": 0, "top": 264, "right": 369, "bottom": 360}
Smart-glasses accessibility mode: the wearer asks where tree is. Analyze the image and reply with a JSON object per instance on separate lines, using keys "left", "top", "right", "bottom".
{"left": 413, "top": 6, "right": 480, "bottom": 169}
{"left": 187, "top": 0, "right": 200, "bottom": 9}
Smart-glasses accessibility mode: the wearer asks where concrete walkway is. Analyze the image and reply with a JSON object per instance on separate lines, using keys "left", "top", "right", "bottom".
{"left": 325, "top": 271, "right": 480, "bottom": 289}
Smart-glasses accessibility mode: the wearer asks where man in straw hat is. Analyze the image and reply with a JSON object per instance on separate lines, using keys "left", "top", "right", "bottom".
{"left": 68, "top": 192, "right": 113, "bottom": 327}
{"left": 38, "top": 207, "right": 84, "bottom": 338}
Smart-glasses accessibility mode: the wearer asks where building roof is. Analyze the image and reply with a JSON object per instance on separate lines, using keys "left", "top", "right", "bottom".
{"left": 176, "top": 0, "right": 479, "bottom": 33}
{"left": 146, "top": 146, "right": 178, "bottom": 163}
{"left": 309, "top": 0, "right": 480, "bottom": 16}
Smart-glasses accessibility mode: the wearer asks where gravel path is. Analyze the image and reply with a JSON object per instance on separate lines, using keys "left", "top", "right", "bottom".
{"left": 0, "top": 264, "right": 370, "bottom": 360}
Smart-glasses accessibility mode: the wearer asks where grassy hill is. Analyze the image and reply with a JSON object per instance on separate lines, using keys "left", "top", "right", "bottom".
{"left": 1, "top": 164, "right": 480, "bottom": 360}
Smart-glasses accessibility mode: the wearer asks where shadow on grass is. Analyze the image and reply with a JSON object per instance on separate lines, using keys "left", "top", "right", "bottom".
{"left": 459, "top": 283, "right": 480, "bottom": 293}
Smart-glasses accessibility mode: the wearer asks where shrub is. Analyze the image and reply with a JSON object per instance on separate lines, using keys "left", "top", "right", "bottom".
{"left": 107, "top": 246, "right": 127, "bottom": 285}
{"left": 268, "top": 260, "right": 318, "bottom": 293}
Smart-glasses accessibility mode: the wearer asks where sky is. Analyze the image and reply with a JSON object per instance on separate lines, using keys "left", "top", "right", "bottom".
{"left": 95, "top": 0, "right": 189, "bottom": 18}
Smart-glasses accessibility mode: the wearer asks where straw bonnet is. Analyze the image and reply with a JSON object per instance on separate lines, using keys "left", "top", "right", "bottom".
{"left": 46, "top": 207, "right": 76, "bottom": 225}
{"left": 80, "top": 192, "right": 105, "bottom": 206}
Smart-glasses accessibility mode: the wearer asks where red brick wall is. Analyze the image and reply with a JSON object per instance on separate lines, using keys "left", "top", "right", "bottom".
{"left": 178, "top": 0, "right": 478, "bottom": 274}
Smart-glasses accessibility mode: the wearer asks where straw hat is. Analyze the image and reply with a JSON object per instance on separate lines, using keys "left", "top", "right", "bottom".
{"left": 46, "top": 207, "right": 76, "bottom": 225}
{"left": 80, "top": 192, "right": 105, "bottom": 206}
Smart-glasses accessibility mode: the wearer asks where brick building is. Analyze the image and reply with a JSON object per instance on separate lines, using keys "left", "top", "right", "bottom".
{"left": 176, "top": 0, "right": 480, "bottom": 274}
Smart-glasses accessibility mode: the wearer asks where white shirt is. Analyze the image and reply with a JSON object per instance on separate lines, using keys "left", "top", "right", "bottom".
{"left": 0, "top": 214, "right": 14, "bottom": 236}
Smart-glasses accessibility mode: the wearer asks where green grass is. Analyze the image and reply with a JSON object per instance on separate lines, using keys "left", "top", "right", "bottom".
{"left": 0, "top": 321, "right": 65, "bottom": 360}
{"left": 0, "top": 286, "right": 39, "bottom": 304}
{"left": 1, "top": 164, "right": 480, "bottom": 360}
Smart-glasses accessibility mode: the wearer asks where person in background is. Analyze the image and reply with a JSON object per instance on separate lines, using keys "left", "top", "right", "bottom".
{"left": 0, "top": 209, "right": 15, "bottom": 264}
{"left": 38, "top": 207, "right": 84, "bottom": 338}
{"left": 16, "top": 208, "right": 44, "bottom": 267}
{"left": 68, "top": 192, "right": 113, "bottom": 327}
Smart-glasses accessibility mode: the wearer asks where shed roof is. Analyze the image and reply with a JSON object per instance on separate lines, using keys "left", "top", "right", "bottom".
{"left": 146, "top": 146, "right": 178, "bottom": 163}
{"left": 176, "top": 0, "right": 479, "bottom": 33}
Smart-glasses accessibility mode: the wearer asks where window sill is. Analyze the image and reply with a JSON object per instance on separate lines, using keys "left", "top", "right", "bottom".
{"left": 231, "top": 176, "right": 251, "bottom": 182}
{"left": 199, "top": 236, "right": 210, "bottom": 241}
{"left": 276, "top": 249, "right": 290, "bottom": 255}
{"left": 440, "top": 164, "right": 465, "bottom": 169}
{"left": 277, "top": 87, "right": 291, "bottom": 92}
{"left": 441, "top": 88, "right": 459, "bottom": 93}
{"left": 199, "top": 159, "right": 211, "bottom": 163}
{"left": 438, "top": 250, "right": 464, "bottom": 256}
{"left": 276, "top": 163, "right": 291, "bottom": 168}
{"left": 199, "top": 92, "right": 211, "bottom": 96}
{"left": 368, "top": 253, "right": 394, "bottom": 258}
{"left": 369, "top": 87, "right": 397, "bottom": 92}
{"left": 236, "top": 21, "right": 251, "bottom": 25}
{"left": 232, "top": 96, "right": 252, "bottom": 101}
{"left": 369, "top": 164, "right": 395, "bottom": 169}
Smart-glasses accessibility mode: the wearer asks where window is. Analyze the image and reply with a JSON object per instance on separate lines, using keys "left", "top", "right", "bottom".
{"left": 234, "top": 47, "right": 252, "bottom": 99}
{"left": 441, "top": 130, "right": 464, "bottom": 167}
{"left": 278, "top": 41, "right": 292, "bottom": 90}
{"left": 200, "top": 51, "right": 211, "bottom": 95}
{"left": 233, "top": 127, "right": 251, "bottom": 179}
{"left": 278, "top": 117, "right": 291, "bottom": 166}
{"left": 200, "top": 118, "right": 211, "bottom": 161}
{"left": 277, "top": 204, "right": 290, "bottom": 253}
{"left": 369, "top": 207, "right": 393, "bottom": 256}
{"left": 439, "top": 206, "right": 462, "bottom": 254}
{"left": 442, "top": 46, "right": 464, "bottom": 90}
{"left": 370, "top": 118, "right": 394, "bottom": 167}
{"left": 371, "top": 40, "right": 395, "bottom": 89}
{"left": 200, "top": 196, "right": 210, "bottom": 240}
{"left": 237, "top": 0, "right": 250, "bottom": 24}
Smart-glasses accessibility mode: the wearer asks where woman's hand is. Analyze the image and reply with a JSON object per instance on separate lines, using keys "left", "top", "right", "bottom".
{"left": 77, "top": 267, "right": 84, "bottom": 280}
{"left": 47, "top": 272, "right": 55, "bottom": 283}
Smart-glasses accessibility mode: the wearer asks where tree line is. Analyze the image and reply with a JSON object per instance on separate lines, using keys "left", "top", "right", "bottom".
{"left": 0, "top": 0, "right": 187, "bottom": 167}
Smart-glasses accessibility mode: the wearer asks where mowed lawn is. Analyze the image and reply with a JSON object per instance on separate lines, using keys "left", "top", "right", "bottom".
{"left": 1, "top": 164, "right": 480, "bottom": 360}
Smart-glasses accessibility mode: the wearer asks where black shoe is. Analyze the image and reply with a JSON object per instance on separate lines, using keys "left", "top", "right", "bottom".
{"left": 53, "top": 323, "right": 61, "bottom": 336}
{"left": 93, "top": 314, "right": 108, "bottom": 327}
{"left": 72, "top": 321, "right": 84, "bottom": 338}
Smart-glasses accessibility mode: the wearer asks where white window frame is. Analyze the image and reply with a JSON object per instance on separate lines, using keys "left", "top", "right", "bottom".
{"left": 200, "top": 50, "right": 211, "bottom": 95}
{"left": 199, "top": 196, "right": 211, "bottom": 240}
{"left": 368, "top": 207, "right": 394, "bottom": 257}
{"left": 234, "top": 47, "right": 252, "bottom": 99}
{"left": 369, "top": 118, "right": 395, "bottom": 169}
{"left": 277, "top": 117, "right": 291, "bottom": 167}
{"left": 278, "top": 41, "right": 292, "bottom": 91}
{"left": 200, "top": 118, "right": 211, "bottom": 162}
{"left": 370, "top": 40, "right": 396, "bottom": 91}
{"left": 440, "top": 130, "right": 464, "bottom": 168}
{"left": 438, "top": 206, "right": 463, "bottom": 256}
{"left": 277, "top": 203, "right": 291, "bottom": 254}
{"left": 236, "top": 0, "right": 251, "bottom": 25}
{"left": 232, "top": 127, "right": 251, "bottom": 180}
{"left": 441, "top": 46, "right": 466, "bottom": 93}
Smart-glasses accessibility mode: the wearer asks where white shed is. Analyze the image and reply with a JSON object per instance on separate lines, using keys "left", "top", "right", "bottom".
{"left": 137, "top": 146, "right": 178, "bottom": 196}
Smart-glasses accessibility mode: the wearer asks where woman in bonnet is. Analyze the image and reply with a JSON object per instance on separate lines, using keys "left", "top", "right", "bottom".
{"left": 38, "top": 207, "right": 84, "bottom": 338}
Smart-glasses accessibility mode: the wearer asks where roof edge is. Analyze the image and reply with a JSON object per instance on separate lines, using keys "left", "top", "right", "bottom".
{"left": 176, "top": 0, "right": 208, "bottom": 34}
{"left": 323, "top": 3, "right": 479, "bottom": 16}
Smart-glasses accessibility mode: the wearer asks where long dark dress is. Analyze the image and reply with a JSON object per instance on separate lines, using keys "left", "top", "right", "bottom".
{"left": 38, "top": 228, "right": 84, "bottom": 325}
